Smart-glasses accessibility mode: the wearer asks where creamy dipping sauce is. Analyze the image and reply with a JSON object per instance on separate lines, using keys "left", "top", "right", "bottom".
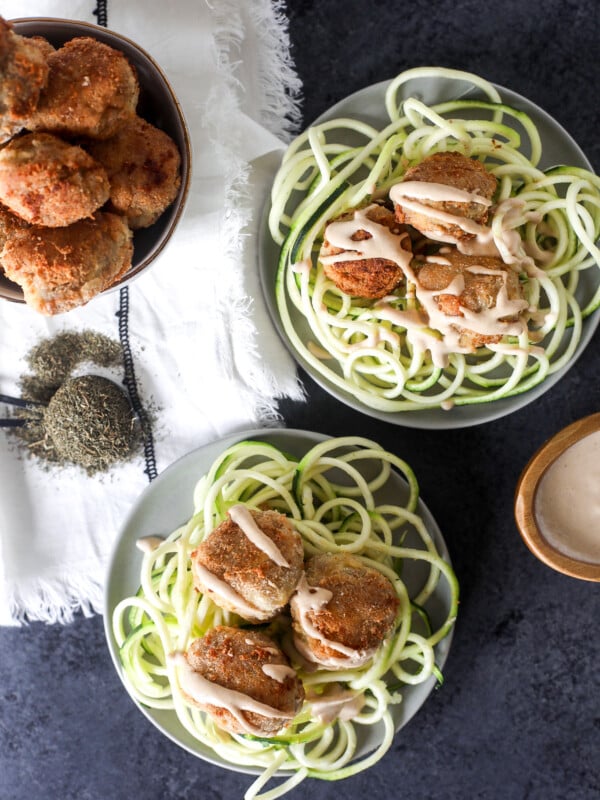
{"left": 534, "top": 431, "right": 600, "bottom": 563}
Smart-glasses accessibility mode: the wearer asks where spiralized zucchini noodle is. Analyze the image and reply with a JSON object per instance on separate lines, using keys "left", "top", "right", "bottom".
{"left": 112, "top": 436, "right": 459, "bottom": 800}
{"left": 268, "top": 66, "right": 600, "bottom": 412}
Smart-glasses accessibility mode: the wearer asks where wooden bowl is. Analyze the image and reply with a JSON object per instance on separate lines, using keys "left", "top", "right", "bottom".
{"left": 0, "top": 17, "right": 192, "bottom": 306}
{"left": 514, "top": 413, "right": 600, "bottom": 581}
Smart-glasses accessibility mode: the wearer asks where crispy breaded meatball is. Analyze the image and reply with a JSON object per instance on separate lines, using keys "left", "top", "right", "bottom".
{"left": 391, "top": 151, "right": 497, "bottom": 242}
{"left": 415, "top": 248, "right": 527, "bottom": 349}
{"left": 290, "top": 552, "right": 399, "bottom": 670}
{"left": 0, "top": 18, "right": 49, "bottom": 141}
{"left": 0, "top": 132, "right": 109, "bottom": 227}
{"left": 176, "top": 626, "right": 305, "bottom": 736}
{"left": 26, "top": 36, "right": 139, "bottom": 139}
{"left": 28, "top": 36, "right": 56, "bottom": 59}
{"left": 1, "top": 211, "right": 133, "bottom": 314}
{"left": 319, "top": 203, "right": 409, "bottom": 298}
{"left": 0, "top": 202, "right": 28, "bottom": 257}
{"left": 191, "top": 505, "right": 304, "bottom": 623}
{"left": 86, "top": 115, "right": 181, "bottom": 229}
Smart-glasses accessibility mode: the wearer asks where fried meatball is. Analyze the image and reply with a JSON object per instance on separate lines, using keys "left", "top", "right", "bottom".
{"left": 175, "top": 626, "right": 305, "bottom": 736}
{"left": 290, "top": 552, "right": 399, "bottom": 670}
{"left": 191, "top": 505, "right": 304, "bottom": 623}
{"left": 1, "top": 211, "right": 133, "bottom": 314}
{"left": 0, "top": 18, "right": 49, "bottom": 141}
{"left": 415, "top": 248, "right": 528, "bottom": 349}
{"left": 0, "top": 202, "right": 28, "bottom": 259}
{"left": 391, "top": 151, "right": 497, "bottom": 242}
{"left": 0, "top": 132, "right": 109, "bottom": 227}
{"left": 26, "top": 36, "right": 139, "bottom": 139}
{"left": 86, "top": 115, "right": 181, "bottom": 229}
{"left": 319, "top": 203, "right": 410, "bottom": 298}
{"left": 28, "top": 36, "right": 56, "bottom": 59}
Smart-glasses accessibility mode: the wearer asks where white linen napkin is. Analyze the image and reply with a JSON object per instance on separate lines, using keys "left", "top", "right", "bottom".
{"left": 0, "top": 0, "right": 304, "bottom": 624}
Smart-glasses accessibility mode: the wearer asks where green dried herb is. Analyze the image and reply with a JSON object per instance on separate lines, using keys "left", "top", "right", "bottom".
{"left": 43, "top": 375, "right": 138, "bottom": 473}
{"left": 21, "top": 330, "right": 122, "bottom": 403}
{"left": 9, "top": 329, "right": 142, "bottom": 474}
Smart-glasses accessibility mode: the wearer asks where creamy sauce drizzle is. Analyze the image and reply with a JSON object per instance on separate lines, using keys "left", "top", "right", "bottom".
{"left": 534, "top": 431, "right": 600, "bottom": 563}
{"left": 290, "top": 574, "right": 376, "bottom": 668}
{"left": 192, "top": 561, "right": 261, "bottom": 618}
{"left": 171, "top": 653, "right": 294, "bottom": 735}
{"left": 320, "top": 196, "right": 532, "bottom": 367}
{"left": 228, "top": 504, "right": 290, "bottom": 567}
{"left": 392, "top": 179, "right": 493, "bottom": 206}
{"left": 261, "top": 663, "right": 297, "bottom": 683}
{"left": 306, "top": 684, "right": 366, "bottom": 723}
{"left": 135, "top": 535, "right": 164, "bottom": 553}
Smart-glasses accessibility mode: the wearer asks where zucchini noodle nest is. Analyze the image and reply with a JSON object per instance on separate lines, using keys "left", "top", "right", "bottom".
{"left": 112, "top": 436, "right": 458, "bottom": 800}
{"left": 268, "top": 66, "right": 600, "bottom": 412}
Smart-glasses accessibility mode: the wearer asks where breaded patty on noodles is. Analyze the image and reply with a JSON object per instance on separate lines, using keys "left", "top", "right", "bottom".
{"left": 319, "top": 203, "right": 409, "bottom": 298}
{"left": 0, "top": 18, "right": 49, "bottom": 142}
{"left": 86, "top": 115, "right": 181, "bottom": 229}
{"left": 415, "top": 248, "right": 527, "bottom": 349}
{"left": 176, "top": 626, "right": 304, "bottom": 736}
{"left": 26, "top": 36, "right": 139, "bottom": 139}
{"left": 1, "top": 211, "right": 133, "bottom": 314}
{"left": 290, "top": 552, "right": 399, "bottom": 669}
{"left": 0, "top": 132, "right": 109, "bottom": 227}
{"left": 392, "top": 151, "right": 497, "bottom": 242}
{"left": 191, "top": 506, "right": 304, "bottom": 623}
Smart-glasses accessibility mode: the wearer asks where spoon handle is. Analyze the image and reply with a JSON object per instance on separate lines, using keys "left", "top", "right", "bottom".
{"left": 0, "top": 393, "right": 45, "bottom": 408}
{"left": 0, "top": 418, "right": 26, "bottom": 427}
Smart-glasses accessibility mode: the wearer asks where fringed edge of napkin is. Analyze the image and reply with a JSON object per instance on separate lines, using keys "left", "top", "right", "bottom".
{"left": 0, "top": 572, "right": 103, "bottom": 626}
{"left": 208, "top": 0, "right": 306, "bottom": 421}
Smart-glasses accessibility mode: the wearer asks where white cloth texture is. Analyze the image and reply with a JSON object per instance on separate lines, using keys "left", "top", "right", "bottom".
{"left": 0, "top": 0, "right": 304, "bottom": 624}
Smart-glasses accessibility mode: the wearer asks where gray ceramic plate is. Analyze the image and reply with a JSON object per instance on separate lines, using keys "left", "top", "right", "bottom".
{"left": 104, "top": 428, "right": 455, "bottom": 775}
{"left": 259, "top": 77, "right": 600, "bottom": 429}
{"left": 1, "top": 18, "right": 191, "bottom": 304}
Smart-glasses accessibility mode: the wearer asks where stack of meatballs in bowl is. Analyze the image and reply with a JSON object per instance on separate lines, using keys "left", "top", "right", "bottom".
{"left": 0, "top": 17, "right": 190, "bottom": 314}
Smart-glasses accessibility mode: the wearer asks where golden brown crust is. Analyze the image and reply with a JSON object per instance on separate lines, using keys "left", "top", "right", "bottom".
{"left": 292, "top": 552, "right": 399, "bottom": 663}
{"left": 0, "top": 19, "right": 50, "bottom": 141}
{"left": 28, "top": 36, "right": 56, "bottom": 59}
{"left": 191, "top": 509, "right": 304, "bottom": 623}
{"left": 0, "top": 202, "right": 28, "bottom": 255}
{"left": 184, "top": 626, "right": 305, "bottom": 736}
{"left": 26, "top": 36, "right": 139, "bottom": 139}
{"left": 85, "top": 115, "right": 181, "bottom": 229}
{"left": 0, "top": 132, "right": 109, "bottom": 227}
{"left": 1, "top": 211, "right": 133, "bottom": 314}
{"left": 394, "top": 151, "right": 497, "bottom": 240}
{"left": 320, "top": 204, "right": 408, "bottom": 298}
{"left": 415, "top": 248, "right": 524, "bottom": 348}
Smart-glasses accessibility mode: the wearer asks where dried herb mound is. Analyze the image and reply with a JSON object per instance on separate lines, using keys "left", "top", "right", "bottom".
{"left": 21, "top": 330, "right": 122, "bottom": 404}
{"left": 44, "top": 375, "right": 136, "bottom": 472}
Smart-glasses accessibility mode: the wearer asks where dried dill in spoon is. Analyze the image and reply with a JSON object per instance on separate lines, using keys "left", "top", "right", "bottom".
{"left": 42, "top": 375, "right": 139, "bottom": 473}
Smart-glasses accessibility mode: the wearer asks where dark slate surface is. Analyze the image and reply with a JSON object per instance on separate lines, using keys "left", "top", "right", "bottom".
{"left": 1, "top": 2, "right": 599, "bottom": 799}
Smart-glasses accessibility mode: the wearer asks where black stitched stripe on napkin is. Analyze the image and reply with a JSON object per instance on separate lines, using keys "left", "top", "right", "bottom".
{"left": 94, "top": 0, "right": 158, "bottom": 483}
{"left": 92, "top": 0, "right": 106, "bottom": 27}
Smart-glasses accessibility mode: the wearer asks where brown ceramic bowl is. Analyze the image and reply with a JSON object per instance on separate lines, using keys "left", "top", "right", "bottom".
{"left": 0, "top": 17, "right": 191, "bottom": 306}
{"left": 514, "top": 413, "right": 600, "bottom": 581}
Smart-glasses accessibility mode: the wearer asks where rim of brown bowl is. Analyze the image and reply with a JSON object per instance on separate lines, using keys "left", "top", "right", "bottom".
{"left": 0, "top": 17, "right": 192, "bottom": 305}
{"left": 514, "top": 412, "right": 600, "bottom": 582}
